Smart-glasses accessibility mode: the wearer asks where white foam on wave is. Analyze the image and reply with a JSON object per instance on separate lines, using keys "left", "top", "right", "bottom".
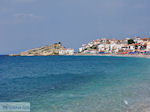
{"left": 124, "top": 100, "right": 128, "bottom": 105}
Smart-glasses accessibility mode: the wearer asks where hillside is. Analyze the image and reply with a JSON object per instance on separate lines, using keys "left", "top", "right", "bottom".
{"left": 10, "top": 42, "right": 66, "bottom": 56}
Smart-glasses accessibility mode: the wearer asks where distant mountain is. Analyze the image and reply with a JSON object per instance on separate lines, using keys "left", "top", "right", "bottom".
{"left": 9, "top": 42, "right": 66, "bottom": 56}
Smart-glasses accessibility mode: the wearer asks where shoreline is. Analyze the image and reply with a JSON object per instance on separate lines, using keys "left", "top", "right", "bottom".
{"left": 73, "top": 53, "right": 150, "bottom": 58}
{"left": 6, "top": 53, "right": 150, "bottom": 58}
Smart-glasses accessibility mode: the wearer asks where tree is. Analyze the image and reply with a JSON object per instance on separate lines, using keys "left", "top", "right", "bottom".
{"left": 58, "top": 42, "right": 62, "bottom": 45}
{"left": 128, "top": 39, "right": 135, "bottom": 44}
{"left": 91, "top": 45, "right": 97, "bottom": 49}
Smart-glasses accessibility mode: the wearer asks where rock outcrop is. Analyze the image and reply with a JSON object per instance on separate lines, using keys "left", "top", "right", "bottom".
{"left": 10, "top": 42, "right": 66, "bottom": 56}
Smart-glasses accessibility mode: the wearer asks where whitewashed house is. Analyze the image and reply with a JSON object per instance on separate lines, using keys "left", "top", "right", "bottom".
{"left": 133, "top": 37, "right": 142, "bottom": 43}
{"left": 146, "top": 42, "right": 150, "bottom": 51}
{"left": 59, "top": 49, "right": 74, "bottom": 55}
{"left": 128, "top": 44, "right": 136, "bottom": 51}
{"left": 98, "top": 44, "right": 105, "bottom": 51}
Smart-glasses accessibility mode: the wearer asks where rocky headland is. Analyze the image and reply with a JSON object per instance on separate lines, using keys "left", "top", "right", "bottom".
{"left": 9, "top": 42, "right": 67, "bottom": 56}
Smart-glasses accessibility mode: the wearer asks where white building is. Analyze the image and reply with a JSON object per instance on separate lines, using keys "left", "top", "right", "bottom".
{"left": 98, "top": 43, "right": 122, "bottom": 53}
{"left": 147, "top": 42, "right": 150, "bottom": 51}
{"left": 133, "top": 37, "right": 142, "bottom": 43}
{"left": 59, "top": 49, "right": 74, "bottom": 55}
{"left": 128, "top": 45, "right": 135, "bottom": 51}
{"left": 110, "top": 43, "right": 122, "bottom": 53}
{"left": 79, "top": 47, "right": 84, "bottom": 52}
{"left": 98, "top": 44, "right": 105, "bottom": 51}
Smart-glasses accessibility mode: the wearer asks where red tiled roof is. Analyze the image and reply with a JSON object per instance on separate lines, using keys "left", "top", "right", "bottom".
{"left": 135, "top": 43, "right": 141, "bottom": 45}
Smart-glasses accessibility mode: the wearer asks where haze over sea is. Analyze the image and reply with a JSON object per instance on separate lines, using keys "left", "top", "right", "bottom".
{"left": 0, "top": 56, "right": 150, "bottom": 112}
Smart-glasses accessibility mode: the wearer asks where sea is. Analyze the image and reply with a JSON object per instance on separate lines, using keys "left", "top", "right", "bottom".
{"left": 0, "top": 56, "right": 150, "bottom": 112}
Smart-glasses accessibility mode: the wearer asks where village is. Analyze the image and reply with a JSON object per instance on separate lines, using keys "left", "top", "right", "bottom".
{"left": 78, "top": 37, "right": 150, "bottom": 55}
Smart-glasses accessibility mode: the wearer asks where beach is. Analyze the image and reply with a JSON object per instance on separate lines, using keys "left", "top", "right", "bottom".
{"left": 74, "top": 53, "right": 150, "bottom": 58}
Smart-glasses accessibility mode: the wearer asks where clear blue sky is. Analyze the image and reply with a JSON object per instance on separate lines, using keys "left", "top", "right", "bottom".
{"left": 0, "top": 0, "right": 150, "bottom": 54}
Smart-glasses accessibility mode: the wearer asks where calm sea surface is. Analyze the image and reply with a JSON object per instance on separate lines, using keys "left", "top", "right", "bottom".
{"left": 0, "top": 56, "right": 150, "bottom": 112}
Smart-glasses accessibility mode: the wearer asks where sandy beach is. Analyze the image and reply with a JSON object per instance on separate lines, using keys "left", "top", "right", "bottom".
{"left": 74, "top": 53, "right": 150, "bottom": 58}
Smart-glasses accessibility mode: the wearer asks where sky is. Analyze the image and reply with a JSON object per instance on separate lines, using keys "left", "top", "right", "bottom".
{"left": 0, "top": 0, "right": 150, "bottom": 54}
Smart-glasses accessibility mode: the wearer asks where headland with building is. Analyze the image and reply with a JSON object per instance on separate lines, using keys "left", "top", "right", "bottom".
{"left": 9, "top": 37, "right": 150, "bottom": 57}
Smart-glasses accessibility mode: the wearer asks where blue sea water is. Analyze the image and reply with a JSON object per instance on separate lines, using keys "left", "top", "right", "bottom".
{"left": 0, "top": 56, "right": 150, "bottom": 112}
